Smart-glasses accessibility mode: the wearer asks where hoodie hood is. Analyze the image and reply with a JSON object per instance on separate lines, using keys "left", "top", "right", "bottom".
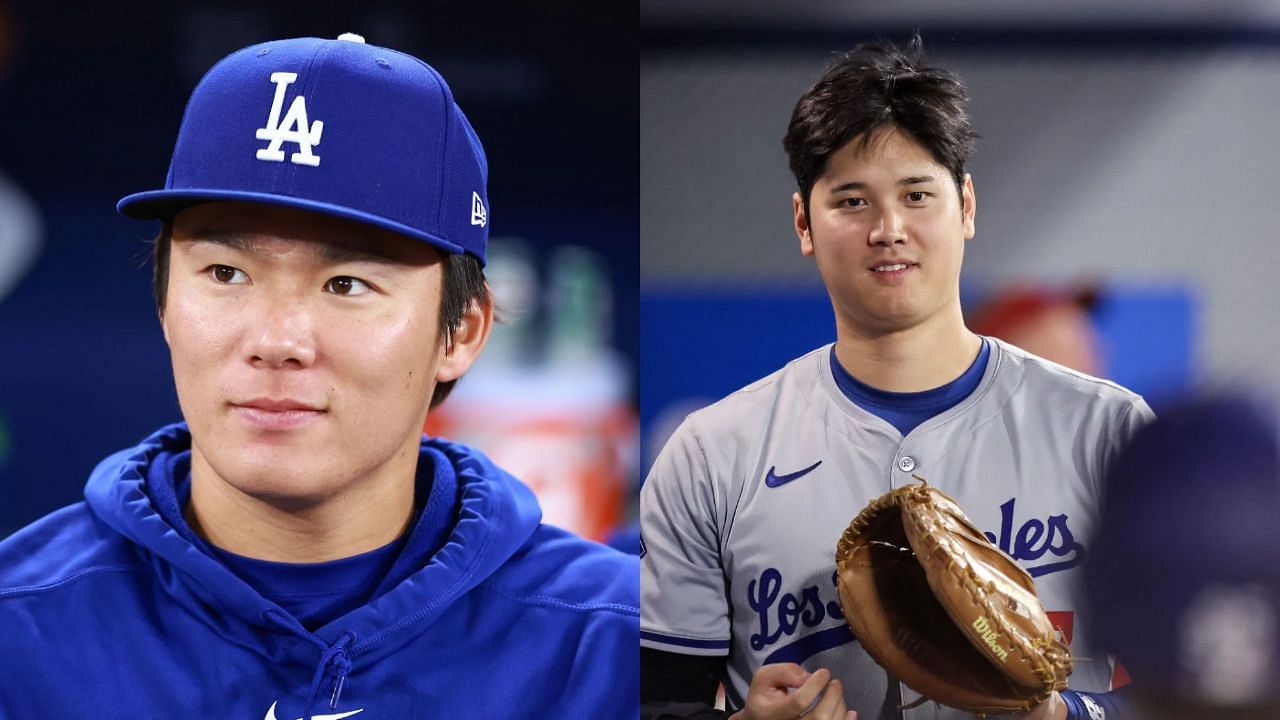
{"left": 83, "top": 423, "right": 543, "bottom": 663}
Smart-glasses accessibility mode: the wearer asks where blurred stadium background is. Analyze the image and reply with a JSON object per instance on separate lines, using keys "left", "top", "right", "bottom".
{"left": 639, "top": 0, "right": 1280, "bottom": 471}
{"left": 0, "top": 1, "right": 638, "bottom": 542}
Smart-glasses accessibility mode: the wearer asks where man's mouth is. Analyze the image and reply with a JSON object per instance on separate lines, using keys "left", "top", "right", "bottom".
{"left": 231, "top": 399, "right": 326, "bottom": 431}
{"left": 870, "top": 261, "right": 918, "bottom": 277}
{"left": 236, "top": 397, "right": 324, "bottom": 412}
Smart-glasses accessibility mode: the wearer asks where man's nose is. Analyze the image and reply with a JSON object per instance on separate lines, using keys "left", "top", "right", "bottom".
{"left": 868, "top": 206, "right": 907, "bottom": 246}
{"left": 244, "top": 297, "right": 316, "bottom": 369}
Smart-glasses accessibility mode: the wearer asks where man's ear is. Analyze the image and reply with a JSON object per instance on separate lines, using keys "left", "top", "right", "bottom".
{"left": 794, "top": 192, "right": 814, "bottom": 256}
{"left": 961, "top": 173, "right": 976, "bottom": 241}
{"left": 435, "top": 288, "right": 493, "bottom": 383}
{"left": 159, "top": 308, "right": 170, "bottom": 345}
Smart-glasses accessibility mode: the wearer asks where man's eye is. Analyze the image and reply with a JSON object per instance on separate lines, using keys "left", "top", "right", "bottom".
{"left": 325, "top": 276, "right": 372, "bottom": 296}
{"left": 841, "top": 197, "right": 867, "bottom": 208}
{"left": 209, "top": 265, "right": 248, "bottom": 284}
{"left": 906, "top": 191, "right": 929, "bottom": 202}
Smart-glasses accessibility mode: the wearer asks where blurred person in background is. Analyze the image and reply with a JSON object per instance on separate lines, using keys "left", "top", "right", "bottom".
{"left": 0, "top": 33, "right": 637, "bottom": 718}
{"left": 1085, "top": 391, "right": 1280, "bottom": 720}
{"left": 969, "top": 285, "right": 1106, "bottom": 378}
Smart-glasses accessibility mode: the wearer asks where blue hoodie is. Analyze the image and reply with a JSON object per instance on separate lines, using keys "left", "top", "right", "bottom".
{"left": 0, "top": 424, "right": 639, "bottom": 719}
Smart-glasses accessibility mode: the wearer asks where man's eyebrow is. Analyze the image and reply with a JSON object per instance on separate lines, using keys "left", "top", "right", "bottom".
{"left": 829, "top": 176, "right": 938, "bottom": 193}
{"left": 830, "top": 181, "right": 867, "bottom": 193}
{"left": 317, "top": 244, "right": 397, "bottom": 265}
{"left": 183, "top": 230, "right": 253, "bottom": 251}
{"left": 181, "top": 230, "right": 396, "bottom": 264}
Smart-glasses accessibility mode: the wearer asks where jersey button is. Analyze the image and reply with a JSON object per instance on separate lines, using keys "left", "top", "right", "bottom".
{"left": 897, "top": 456, "right": 916, "bottom": 472}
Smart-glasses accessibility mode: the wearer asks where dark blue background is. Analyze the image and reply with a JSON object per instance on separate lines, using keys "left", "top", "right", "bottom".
{"left": 0, "top": 1, "right": 638, "bottom": 537}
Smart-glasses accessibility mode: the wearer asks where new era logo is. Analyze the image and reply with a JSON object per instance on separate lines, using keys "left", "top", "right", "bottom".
{"left": 470, "top": 192, "right": 487, "bottom": 227}
{"left": 256, "top": 72, "right": 324, "bottom": 167}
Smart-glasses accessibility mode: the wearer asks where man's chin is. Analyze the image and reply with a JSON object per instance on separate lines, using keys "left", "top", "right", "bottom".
{"left": 217, "top": 469, "right": 341, "bottom": 511}
{"left": 202, "top": 446, "right": 345, "bottom": 504}
{"left": 851, "top": 309, "right": 927, "bottom": 337}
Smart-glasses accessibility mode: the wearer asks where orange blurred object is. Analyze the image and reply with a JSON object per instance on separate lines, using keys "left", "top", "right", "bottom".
{"left": 426, "top": 401, "right": 635, "bottom": 542}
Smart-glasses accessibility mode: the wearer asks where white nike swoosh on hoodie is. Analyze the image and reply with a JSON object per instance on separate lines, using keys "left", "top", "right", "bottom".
{"left": 263, "top": 700, "right": 364, "bottom": 720}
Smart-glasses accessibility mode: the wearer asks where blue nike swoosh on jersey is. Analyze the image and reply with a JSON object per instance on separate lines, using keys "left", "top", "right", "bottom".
{"left": 764, "top": 460, "right": 823, "bottom": 488}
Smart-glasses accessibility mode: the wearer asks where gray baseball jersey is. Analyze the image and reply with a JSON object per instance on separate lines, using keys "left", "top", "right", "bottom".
{"left": 640, "top": 338, "right": 1154, "bottom": 720}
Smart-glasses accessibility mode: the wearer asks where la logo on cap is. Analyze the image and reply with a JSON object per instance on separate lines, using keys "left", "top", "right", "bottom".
{"left": 256, "top": 72, "right": 324, "bottom": 167}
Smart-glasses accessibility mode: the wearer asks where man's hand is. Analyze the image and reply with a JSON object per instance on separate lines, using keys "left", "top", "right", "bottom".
{"left": 728, "top": 664, "right": 856, "bottom": 720}
{"left": 1009, "top": 691, "right": 1067, "bottom": 720}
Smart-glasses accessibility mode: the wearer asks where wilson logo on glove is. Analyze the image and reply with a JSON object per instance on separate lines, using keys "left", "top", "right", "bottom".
{"left": 972, "top": 616, "right": 1011, "bottom": 662}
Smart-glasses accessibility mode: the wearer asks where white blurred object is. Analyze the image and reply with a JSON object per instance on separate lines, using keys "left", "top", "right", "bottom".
{"left": 1179, "top": 583, "right": 1277, "bottom": 704}
{"left": 480, "top": 237, "right": 538, "bottom": 361}
{"left": 547, "top": 245, "right": 613, "bottom": 362}
{"left": 0, "top": 170, "right": 42, "bottom": 304}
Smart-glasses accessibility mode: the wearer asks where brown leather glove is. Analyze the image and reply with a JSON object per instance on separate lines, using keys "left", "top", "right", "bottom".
{"left": 835, "top": 480, "right": 1072, "bottom": 715}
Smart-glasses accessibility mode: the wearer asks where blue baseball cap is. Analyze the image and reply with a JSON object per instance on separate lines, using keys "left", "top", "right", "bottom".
{"left": 1084, "top": 393, "right": 1280, "bottom": 708}
{"left": 118, "top": 33, "right": 489, "bottom": 265}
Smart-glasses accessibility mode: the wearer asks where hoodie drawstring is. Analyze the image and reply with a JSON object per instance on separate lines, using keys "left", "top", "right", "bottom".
{"left": 305, "top": 631, "right": 354, "bottom": 717}
{"left": 263, "top": 610, "right": 356, "bottom": 720}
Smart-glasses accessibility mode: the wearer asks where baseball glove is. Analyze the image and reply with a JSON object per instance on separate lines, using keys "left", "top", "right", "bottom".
{"left": 834, "top": 479, "right": 1071, "bottom": 715}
